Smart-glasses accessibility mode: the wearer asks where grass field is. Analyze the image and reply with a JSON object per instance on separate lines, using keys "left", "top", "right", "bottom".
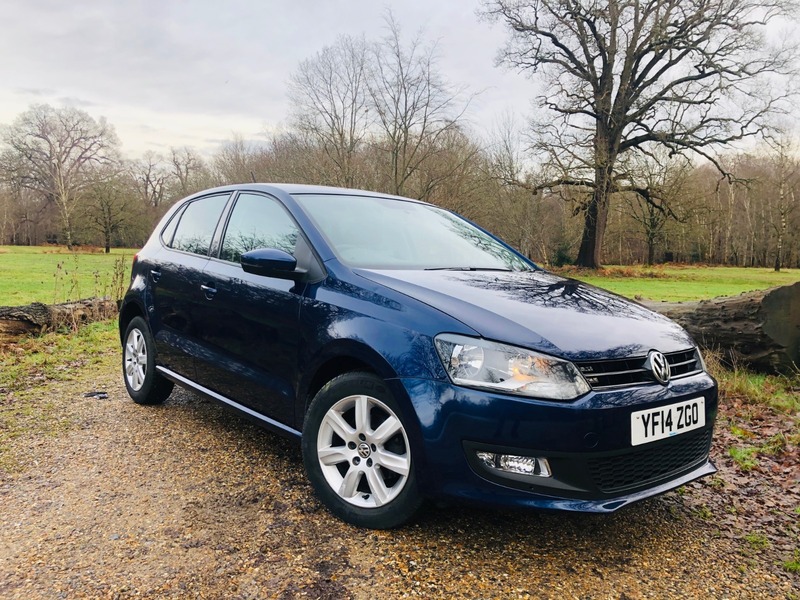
{"left": 1, "top": 249, "right": 798, "bottom": 539}
{"left": 0, "top": 246, "right": 136, "bottom": 306}
{"left": 0, "top": 246, "right": 799, "bottom": 306}
{"left": 559, "top": 264, "right": 800, "bottom": 302}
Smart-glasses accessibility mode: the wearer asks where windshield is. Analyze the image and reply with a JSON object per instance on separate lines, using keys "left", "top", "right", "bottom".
{"left": 293, "top": 194, "right": 533, "bottom": 271}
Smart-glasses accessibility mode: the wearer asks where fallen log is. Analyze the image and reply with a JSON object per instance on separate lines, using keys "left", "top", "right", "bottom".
{"left": 1, "top": 286, "right": 797, "bottom": 375}
{"left": 643, "top": 282, "right": 800, "bottom": 375}
{"left": 0, "top": 298, "right": 118, "bottom": 346}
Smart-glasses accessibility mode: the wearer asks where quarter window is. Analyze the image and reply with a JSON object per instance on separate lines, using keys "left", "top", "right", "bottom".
{"left": 159, "top": 205, "right": 184, "bottom": 247}
{"left": 220, "top": 193, "right": 299, "bottom": 262}
{"left": 170, "top": 194, "right": 229, "bottom": 255}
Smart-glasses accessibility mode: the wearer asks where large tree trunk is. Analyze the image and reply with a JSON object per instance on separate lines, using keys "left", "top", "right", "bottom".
{"left": 643, "top": 282, "right": 800, "bottom": 375}
{"left": 0, "top": 299, "right": 118, "bottom": 346}
{"left": 576, "top": 126, "right": 614, "bottom": 269}
{"left": 576, "top": 196, "right": 603, "bottom": 268}
{"left": 646, "top": 234, "right": 656, "bottom": 266}
{"left": 575, "top": 178, "right": 611, "bottom": 268}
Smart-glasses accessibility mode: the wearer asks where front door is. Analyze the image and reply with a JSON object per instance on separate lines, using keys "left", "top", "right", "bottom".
{"left": 193, "top": 192, "right": 306, "bottom": 426}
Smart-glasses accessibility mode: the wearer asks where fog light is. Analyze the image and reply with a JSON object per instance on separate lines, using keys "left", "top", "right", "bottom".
{"left": 476, "top": 451, "right": 551, "bottom": 477}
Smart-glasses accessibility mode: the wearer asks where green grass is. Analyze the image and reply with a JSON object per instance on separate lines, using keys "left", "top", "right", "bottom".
{"left": 727, "top": 427, "right": 798, "bottom": 468}
{"left": 709, "top": 358, "right": 800, "bottom": 417}
{"left": 0, "top": 320, "right": 118, "bottom": 391}
{"left": 1, "top": 247, "right": 798, "bottom": 305}
{"left": 694, "top": 504, "right": 712, "bottom": 520}
{"left": 0, "top": 246, "right": 136, "bottom": 306}
{"left": 560, "top": 265, "right": 800, "bottom": 302}
{"left": 711, "top": 351, "right": 800, "bottom": 474}
{"left": 744, "top": 532, "right": 770, "bottom": 551}
{"left": 728, "top": 446, "right": 759, "bottom": 471}
{"left": 784, "top": 549, "right": 800, "bottom": 573}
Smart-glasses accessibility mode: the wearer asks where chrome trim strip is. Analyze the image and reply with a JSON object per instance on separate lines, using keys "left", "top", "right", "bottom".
{"left": 668, "top": 358, "right": 697, "bottom": 368}
{"left": 580, "top": 367, "right": 649, "bottom": 377}
{"left": 584, "top": 369, "right": 703, "bottom": 390}
{"left": 578, "top": 348, "right": 701, "bottom": 390}
{"left": 156, "top": 366, "right": 301, "bottom": 437}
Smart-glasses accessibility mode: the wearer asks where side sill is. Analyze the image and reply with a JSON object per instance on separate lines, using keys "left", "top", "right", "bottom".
{"left": 156, "top": 366, "right": 302, "bottom": 439}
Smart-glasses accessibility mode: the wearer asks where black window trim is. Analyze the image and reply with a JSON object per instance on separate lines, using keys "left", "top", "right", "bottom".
{"left": 210, "top": 190, "right": 327, "bottom": 283}
{"left": 159, "top": 203, "right": 187, "bottom": 248}
{"left": 160, "top": 192, "right": 233, "bottom": 257}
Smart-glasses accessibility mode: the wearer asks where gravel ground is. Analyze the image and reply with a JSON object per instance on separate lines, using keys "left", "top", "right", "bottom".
{"left": 0, "top": 364, "right": 798, "bottom": 599}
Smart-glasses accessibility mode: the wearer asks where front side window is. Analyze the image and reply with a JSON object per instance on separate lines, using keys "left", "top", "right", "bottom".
{"left": 220, "top": 193, "right": 300, "bottom": 262}
{"left": 170, "top": 194, "right": 229, "bottom": 255}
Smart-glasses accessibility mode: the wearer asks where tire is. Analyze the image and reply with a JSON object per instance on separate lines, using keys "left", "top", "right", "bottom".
{"left": 302, "top": 372, "right": 423, "bottom": 529}
{"left": 122, "top": 316, "right": 174, "bottom": 405}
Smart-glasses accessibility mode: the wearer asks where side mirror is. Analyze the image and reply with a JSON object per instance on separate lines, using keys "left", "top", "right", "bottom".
{"left": 240, "top": 248, "right": 306, "bottom": 281}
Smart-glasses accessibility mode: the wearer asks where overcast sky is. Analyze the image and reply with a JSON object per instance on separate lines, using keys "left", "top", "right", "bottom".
{"left": 0, "top": 0, "right": 539, "bottom": 158}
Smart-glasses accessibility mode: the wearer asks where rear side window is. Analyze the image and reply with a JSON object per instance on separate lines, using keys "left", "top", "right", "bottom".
{"left": 159, "top": 205, "right": 184, "bottom": 247}
{"left": 220, "top": 193, "right": 299, "bottom": 262}
{"left": 169, "top": 194, "right": 229, "bottom": 255}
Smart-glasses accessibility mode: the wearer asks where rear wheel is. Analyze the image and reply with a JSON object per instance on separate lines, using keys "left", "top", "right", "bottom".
{"left": 122, "top": 316, "right": 173, "bottom": 405}
{"left": 302, "top": 372, "right": 422, "bottom": 529}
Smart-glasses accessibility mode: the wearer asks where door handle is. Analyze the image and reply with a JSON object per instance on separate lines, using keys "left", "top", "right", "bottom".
{"left": 200, "top": 283, "right": 217, "bottom": 299}
{"left": 150, "top": 269, "right": 161, "bottom": 283}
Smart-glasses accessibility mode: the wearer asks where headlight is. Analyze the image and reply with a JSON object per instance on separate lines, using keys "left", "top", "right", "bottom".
{"left": 434, "top": 334, "right": 590, "bottom": 401}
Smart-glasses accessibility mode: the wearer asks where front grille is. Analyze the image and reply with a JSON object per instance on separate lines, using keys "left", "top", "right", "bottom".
{"left": 576, "top": 348, "right": 702, "bottom": 389}
{"left": 588, "top": 429, "right": 711, "bottom": 493}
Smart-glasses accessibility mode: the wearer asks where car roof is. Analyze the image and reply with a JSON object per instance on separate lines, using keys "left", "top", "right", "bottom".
{"left": 193, "top": 183, "right": 428, "bottom": 205}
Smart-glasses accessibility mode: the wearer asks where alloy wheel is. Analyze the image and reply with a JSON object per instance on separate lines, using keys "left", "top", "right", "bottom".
{"left": 124, "top": 328, "right": 147, "bottom": 392}
{"left": 316, "top": 394, "right": 411, "bottom": 508}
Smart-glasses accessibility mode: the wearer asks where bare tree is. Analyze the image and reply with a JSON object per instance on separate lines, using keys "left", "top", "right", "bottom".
{"left": 0, "top": 104, "right": 120, "bottom": 248}
{"left": 289, "top": 35, "right": 371, "bottom": 187}
{"left": 0, "top": 176, "right": 52, "bottom": 246}
{"left": 621, "top": 151, "right": 689, "bottom": 265}
{"left": 485, "top": 113, "right": 552, "bottom": 261}
{"left": 484, "top": 0, "right": 797, "bottom": 267}
{"left": 83, "top": 171, "right": 133, "bottom": 253}
{"left": 487, "top": 112, "right": 533, "bottom": 189}
{"left": 0, "top": 184, "right": 11, "bottom": 244}
{"left": 213, "top": 134, "right": 281, "bottom": 185}
{"left": 367, "top": 14, "right": 471, "bottom": 199}
{"left": 131, "top": 152, "right": 170, "bottom": 209}
{"left": 170, "top": 146, "right": 212, "bottom": 197}
{"left": 763, "top": 137, "right": 799, "bottom": 271}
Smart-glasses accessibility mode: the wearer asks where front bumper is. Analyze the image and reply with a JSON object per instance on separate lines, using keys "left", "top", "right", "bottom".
{"left": 396, "top": 372, "right": 718, "bottom": 512}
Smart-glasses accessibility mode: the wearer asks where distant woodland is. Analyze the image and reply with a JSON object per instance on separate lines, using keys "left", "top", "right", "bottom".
{"left": 2, "top": 3, "right": 798, "bottom": 269}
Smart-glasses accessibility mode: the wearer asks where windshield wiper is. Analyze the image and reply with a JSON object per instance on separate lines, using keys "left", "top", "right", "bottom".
{"left": 424, "top": 267, "right": 515, "bottom": 272}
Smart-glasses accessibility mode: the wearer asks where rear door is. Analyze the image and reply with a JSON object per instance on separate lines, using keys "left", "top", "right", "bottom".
{"left": 148, "top": 193, "right": 230, "bottom": 379}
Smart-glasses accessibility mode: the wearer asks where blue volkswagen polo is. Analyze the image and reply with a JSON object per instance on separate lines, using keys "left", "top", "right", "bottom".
{"left": 119, "top": 184, "right": 717, "bottom": 528}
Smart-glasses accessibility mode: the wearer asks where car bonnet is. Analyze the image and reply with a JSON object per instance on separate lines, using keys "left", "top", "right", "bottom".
{"left": 354, "top": 268, "right": 695, "bottom": 362}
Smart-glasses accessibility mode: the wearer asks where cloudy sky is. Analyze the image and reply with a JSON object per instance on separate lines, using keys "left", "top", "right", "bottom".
{"left": 0, "top": 0, "right": 539, "bottom": 158}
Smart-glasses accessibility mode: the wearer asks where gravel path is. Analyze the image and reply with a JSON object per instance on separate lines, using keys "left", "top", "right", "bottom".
{"left": 0, "top": 364, "right": 797, "bottom": 599}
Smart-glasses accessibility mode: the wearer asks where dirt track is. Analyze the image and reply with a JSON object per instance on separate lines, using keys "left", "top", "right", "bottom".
{"left": 0, "top": 364, "right": 798, "bottom": 599}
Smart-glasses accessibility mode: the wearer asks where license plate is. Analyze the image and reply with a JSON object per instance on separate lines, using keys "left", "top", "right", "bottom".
{"left": 631, "top": 398, "right": 705, "bottom": 446}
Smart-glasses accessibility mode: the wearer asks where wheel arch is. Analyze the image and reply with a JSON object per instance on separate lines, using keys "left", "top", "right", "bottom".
{"left": 300, "top": 369, "right": 424, "bottom": 527}
{"left": 296, "top": 339, "right": 433, "bottom": 488}
{"left": 299, "top": 339, "right": 399, "bottom": 418}
{"left": 118, "top": 300, "right": 146, "bottom": 343}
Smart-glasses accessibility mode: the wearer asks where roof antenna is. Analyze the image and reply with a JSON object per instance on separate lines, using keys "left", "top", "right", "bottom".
{"left": 250, "top": 170, "right": 257, "bottom": 183}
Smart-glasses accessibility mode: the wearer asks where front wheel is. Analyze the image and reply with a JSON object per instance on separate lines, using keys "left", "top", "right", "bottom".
{"left": 302, "top": 372, "right": 423, "bottom": 529}
{"left": 122, "top": 316, "right": 174, "bottom": 405}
